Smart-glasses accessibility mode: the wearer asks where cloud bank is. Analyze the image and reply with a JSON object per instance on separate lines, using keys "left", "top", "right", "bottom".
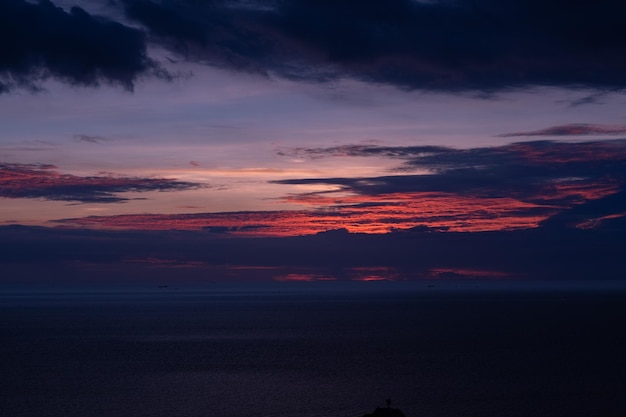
{"left": 2, "top": 222, "right": 626, "bottom": 284}
{"left": 5, "top": 0, "right": 626, "bottom": 92}
{"left": 53, "top": 140, "right": 626, "bottom": 233}
{"left": 275, "top": 139, "right": 626, "bottom": 231}
{"left": 118, "top": 0, "right": 626, "bottom": 91}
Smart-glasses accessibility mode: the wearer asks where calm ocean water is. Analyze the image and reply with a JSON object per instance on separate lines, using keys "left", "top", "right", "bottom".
{"left": 2, "top": 283, "right": 626, "bottom": 417}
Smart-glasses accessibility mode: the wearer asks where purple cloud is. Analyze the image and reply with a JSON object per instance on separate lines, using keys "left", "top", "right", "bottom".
{"left": 498, "top": 124, "right": 626, "bottom": 137}
{"left": 0, "top": 162, "right": 202, "bottom": 203}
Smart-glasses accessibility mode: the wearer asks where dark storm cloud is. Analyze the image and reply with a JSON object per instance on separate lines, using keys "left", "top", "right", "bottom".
{"left": 499, "top": 124, "right": 626, "bottom": 137}
{"left": 119, "top": 0, "right": 279, "bottom": 75}
{"left": 276, "top": 140, "right": 626, "bottom": 206}
{"left": 0, "top": 0, "right": 162, "bottom": 93}
{"left": 115, "top": 0, "right": 626, "bottom": 91}
{"left": 6, "top": 0, "right": 626, "bottom": 92}
{"left": 0, "top": 162, "right": 202, "bottom": 203}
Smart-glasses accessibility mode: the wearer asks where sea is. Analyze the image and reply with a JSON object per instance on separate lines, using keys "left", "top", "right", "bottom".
{"left": 2, "top": 281, "right": 626, "bottom": 417}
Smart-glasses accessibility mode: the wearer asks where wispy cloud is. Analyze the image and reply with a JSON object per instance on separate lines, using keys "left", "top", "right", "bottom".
{"left": 277, "top": 144, "right": 447, "bottom": 161}
{"left": 54, "top": 193, "right": 556, "bottom": 235}
{"left": 72, "top": 134, "right": 110, "bottom": 144}
{"left": 0, "top": 162, "right": 202, "bottom": 203}
{"left": 278, "top": 139, "right": 626, "bottom": 174}
{"left": 498, "top": 124, "right": 626, "bottom": 137}
{"left": 275, "top": 139, "right": 626, "bottom": 231}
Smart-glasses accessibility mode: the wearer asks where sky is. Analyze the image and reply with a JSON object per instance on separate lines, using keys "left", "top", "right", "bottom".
{"left": 2, "top": 0, "right": 626, "bottom": 286}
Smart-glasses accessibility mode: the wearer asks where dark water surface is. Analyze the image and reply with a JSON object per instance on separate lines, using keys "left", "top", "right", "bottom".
{"left": 2, "top": 284, "right": 626, "bottom": 417}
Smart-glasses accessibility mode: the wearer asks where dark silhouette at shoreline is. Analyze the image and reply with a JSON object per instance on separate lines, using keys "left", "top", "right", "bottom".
{"left": 363, "top": 399, "right": 407, "bottom": 417}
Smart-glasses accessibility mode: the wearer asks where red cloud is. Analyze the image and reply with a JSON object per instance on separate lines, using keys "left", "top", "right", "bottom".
{"left": 55, "top": 174, "right": 619, "bottom": 236}
{"left": 48, "top": 138, "right": 626, "bottom": 236}
{"left": 53, "top": 193, "right": 560, "bottom": 235}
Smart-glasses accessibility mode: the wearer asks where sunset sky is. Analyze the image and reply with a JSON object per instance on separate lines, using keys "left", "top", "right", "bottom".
{"left": 2, "top": 0, "right": 626, "bottom": 285}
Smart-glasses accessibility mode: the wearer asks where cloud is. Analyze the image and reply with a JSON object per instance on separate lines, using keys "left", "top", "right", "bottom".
{"left": 279, "top": 139, "right": 626, "bottom": 174}
{"left": 6, "top": 0, "right": 626, "bottom": 92}
{"left": 275, "top": 139, "right": 626, "bottom": 230}
{"left": 277, "top": 144, "right": 449, "bottom": 160}
{"left": 498, "top": 124, "right": 626, "bottom": 137}
{"left": 2, "top": 223, "right": 626, "bottom": 283}
{"left": 46, "top": 140, "right": 626, "bottom": 234}
{"left": 115, "top": 0, "right": 626, "bottom": 91}
{"left": 0, "top": 162, "right": 202, "bottom": 203}
{"left": 0, "top": 0, "right": 163, "bottom": 93}
{"left": 540, "top": 189, "right": 626, "bottom": 229}
{"left": 55, "top": 210, "right": 344, "bottom": 235}
{"left": 73, "top": 134, "right": 109, "bottom": 144}
{"left": 54, "top": 192, "right": 557, "bottom": 235}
